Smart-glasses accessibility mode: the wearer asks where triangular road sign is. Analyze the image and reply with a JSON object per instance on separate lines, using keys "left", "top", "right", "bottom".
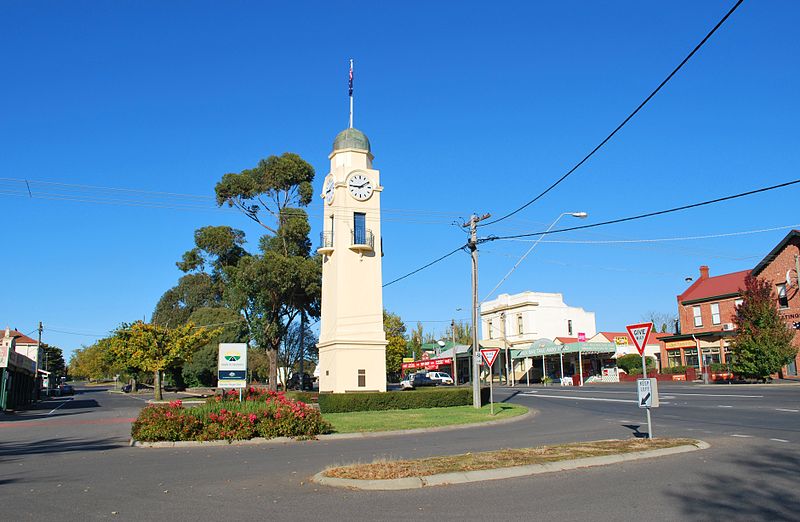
{"left": 626, "top": 322, "right": 653, "bottom": 356}
{"left": 480, "top": 348, "right": 500, "bottom": 367}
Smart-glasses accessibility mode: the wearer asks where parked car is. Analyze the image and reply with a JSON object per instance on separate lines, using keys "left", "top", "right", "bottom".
{"left": 58, "top": 384, "right": 74, "bottom": 396}
{"left": 400, "top": 372, "right": 439, "bottom": 390}
{"left": 286, "top": 373, "right": 313, "bottom": 391}
{"left": 428, "top": 372, "right": 454, "bottom": 385}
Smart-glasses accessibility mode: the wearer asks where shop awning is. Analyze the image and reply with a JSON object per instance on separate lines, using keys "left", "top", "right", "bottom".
{"left": 512, "top": 340, "right": 617, "bottom": 358}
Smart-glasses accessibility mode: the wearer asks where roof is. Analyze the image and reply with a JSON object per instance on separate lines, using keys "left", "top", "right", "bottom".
{"left": 5, "top": 329, "right": 37, "bottom": 344}
{"left": 597, "top": 331, "right": 662, "bottom": 345}
{"left": 332, "top": 127, "right": 370, "bottom": 153}
{"left": 752, "top": 230, "right": 800, "bottom": 276}
{"left": 678, "top": 269, "right": 750, "bottom": 304}
{"left": 554, "top": 337, "right": 577, "bottom": 344}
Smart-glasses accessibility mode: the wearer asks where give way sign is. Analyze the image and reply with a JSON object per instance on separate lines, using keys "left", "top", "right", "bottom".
{"left": 480, "top": 348, "right": 500, "bottom": 367}
{"left": 626, "top": 322, "right": 653, "bottom": 356}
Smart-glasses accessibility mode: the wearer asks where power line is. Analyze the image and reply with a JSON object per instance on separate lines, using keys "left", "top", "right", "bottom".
{"left": 496, "top": 223, "right": 800, "bottom": 245}
{"left": 482, "top": 178, "right": 800, "bottom": 243}
{"left": 383, "top": 245, "right": 467, "bottom": 288}
{"left": 482, "top": 0, "right": 745, "bottom": 227}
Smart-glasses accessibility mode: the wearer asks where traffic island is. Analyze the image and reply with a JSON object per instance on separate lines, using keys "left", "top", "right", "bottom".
{"left": 313, "top": 438, "right": 709, "bottom": 490}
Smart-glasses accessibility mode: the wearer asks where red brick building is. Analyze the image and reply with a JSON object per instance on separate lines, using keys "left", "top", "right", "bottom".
{"left": 750, "top": 230, "right": 800, "bottom": 377}
{"left": 660, "top": 266, "right": 749, "bottom": 370}
{"left": 660, "top": 231, "right": 800, "bottom": 377}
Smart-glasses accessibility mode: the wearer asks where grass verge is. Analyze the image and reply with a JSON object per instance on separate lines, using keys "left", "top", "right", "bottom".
{"left": 323, "top": 438, "right": 698, "bottom": 480}
{"left": 322, "top": 403, "right": 527, "bottom": 433}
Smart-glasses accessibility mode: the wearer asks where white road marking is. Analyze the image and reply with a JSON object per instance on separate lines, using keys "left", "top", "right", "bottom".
{"left": 775, "top": 408, "right": 799, "bottom": 413}
{"left": 731, "top": 434, "right": 752, "bottom": 438}
{"left": 47, "top": 398, "right": 72, "bottom": 415}
{"left": 718, "top": 405, "right": 733, "bottom": 408}
{"left": 520, "top": 393, "right": 635, "bottom": 403}
{"left": 666, "top": 393, "right": 763, "bottom": 398}
{"left": 770, "top": 438, "right": 790, "bottom": 443}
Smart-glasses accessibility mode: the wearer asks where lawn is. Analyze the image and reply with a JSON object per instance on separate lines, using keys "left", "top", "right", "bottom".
{"left": 322, "top": 403, "right": 527, "bottom": 433}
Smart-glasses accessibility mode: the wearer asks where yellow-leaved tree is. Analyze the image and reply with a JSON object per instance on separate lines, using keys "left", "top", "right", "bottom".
{"left": 109, "top": 321, "right": 222, "bottom": 400}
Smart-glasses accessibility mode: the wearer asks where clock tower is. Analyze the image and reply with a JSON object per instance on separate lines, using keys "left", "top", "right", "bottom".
{"left": 317, "top": 127, "right": 387, "bottom": 393}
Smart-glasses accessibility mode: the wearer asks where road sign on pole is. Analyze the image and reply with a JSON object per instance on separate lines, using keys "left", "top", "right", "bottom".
{"left": 480, "top": 348, "right": 500, "bottom": 415}
{"left": 626, "top": 322, "right": 653, "bottom": 356}
{"left": 480, "top": 348, "right": 500, "bottom": 368}
{"left": 637, "top": 378, "right": 659, "bottom": 408}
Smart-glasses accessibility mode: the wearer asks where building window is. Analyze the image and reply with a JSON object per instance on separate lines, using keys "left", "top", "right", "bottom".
{"left": 684, "top": 348, "right": 699, "bottom": 368}
{"left": 487, "top": 320, "right": 493, "bottom": 339}
{"left": 567, "top": 320, "right": 573, "bottom": 336}
{"left": 710, "top": 303, "right": 721, "bottom": 325}
{"left": 667, "top": 350, "right": 682, "bottom": 368}
{"left": 353, "top": 212, "right": 366, "bottom": 244}
{"left": 517, "top": 315, "right": 524, "bottom": 335}
{"left": 778, "top": 284, "right": 789, "bottom": 308}
{"left": 693, "top": 306, "right": 703, "bottom": 327}
{"left": 358, "top": 369, "right": 366, "bottom": 387}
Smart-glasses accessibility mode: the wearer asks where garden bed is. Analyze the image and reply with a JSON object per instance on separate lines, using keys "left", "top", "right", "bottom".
{"left": 131, "top": 388, "right": 331, "bottom": 442}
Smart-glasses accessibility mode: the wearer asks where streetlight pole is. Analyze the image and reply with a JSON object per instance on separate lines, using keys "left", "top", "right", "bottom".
{"left": 450, "top": 319, "right": 458, "bottom": 385}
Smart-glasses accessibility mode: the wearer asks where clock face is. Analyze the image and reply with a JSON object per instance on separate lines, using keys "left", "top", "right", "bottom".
{"left": 347, "top": 172, "right": 373, "bottom": 201}
{"left": 324, "top": 177, "right": 335, "bottom": 205}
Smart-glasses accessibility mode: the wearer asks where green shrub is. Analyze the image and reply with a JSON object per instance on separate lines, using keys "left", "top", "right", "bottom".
{"left": 708, "top": 362, "right": 731, "bottom": 373}
{"left": 660, "top": 365, "right": 688, "bottom": 375}
{"left": 318, "top": 387, "right": 490, "bottom": 413}
{"left": 617, "top": 354, "right": 656, "bottom": 374}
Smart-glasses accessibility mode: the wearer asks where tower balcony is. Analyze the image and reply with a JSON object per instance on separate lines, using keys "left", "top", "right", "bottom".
{"left": 350, "top": 228, "right": 374, "bottom": 254}
{"left": 317, "top": 231, "right": 334, "bottom": 256}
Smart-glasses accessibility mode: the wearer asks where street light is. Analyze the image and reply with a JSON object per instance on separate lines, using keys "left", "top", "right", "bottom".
{"left": 481, "top": 211, "right": 588, "bottom": 387}
{"left": 482, "top": 211, "right": 589, "bottom": 303}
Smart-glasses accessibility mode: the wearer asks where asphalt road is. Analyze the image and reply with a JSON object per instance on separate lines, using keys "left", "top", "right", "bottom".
{"left": 1, "top": 382, "right": 798, "bottom": 521}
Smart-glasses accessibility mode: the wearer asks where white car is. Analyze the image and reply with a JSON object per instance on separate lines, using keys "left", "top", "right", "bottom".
{"left": 428, "top": 372, "right": 454, "bottom": 385}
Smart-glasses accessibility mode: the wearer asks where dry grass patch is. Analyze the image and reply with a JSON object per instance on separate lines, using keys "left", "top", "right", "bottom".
{"left": 324, "top": 438, "right": 699, "bottom": 480}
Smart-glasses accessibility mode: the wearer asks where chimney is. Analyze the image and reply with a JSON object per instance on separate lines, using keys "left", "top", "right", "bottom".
{"left": 699, "top": 265, "right": 710, "bottom": 279}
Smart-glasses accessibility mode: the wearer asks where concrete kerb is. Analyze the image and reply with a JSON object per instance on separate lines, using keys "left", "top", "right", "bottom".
{"left": 129, "top": 408, "right": 535, "bottom": 448}
{"left": 312, "top": 440, "right": 711, "bottom": 490}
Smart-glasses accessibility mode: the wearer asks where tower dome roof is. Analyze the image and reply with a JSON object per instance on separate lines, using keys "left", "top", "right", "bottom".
{"left": 332, "top": 127, "right": 370, "bottom": 153}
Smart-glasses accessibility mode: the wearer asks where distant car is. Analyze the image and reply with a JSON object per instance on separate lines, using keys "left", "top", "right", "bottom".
{"left": 428, "top": 372, "right": 454, "bottom": 385}
{"left": 58, "top": 384, "right": 74, "bottom": 396}
{"left": 400, "top": 372, "right": 438, "bottom": 390}
{"left": 122, "top": 384, "right": 133, "bottom": 393}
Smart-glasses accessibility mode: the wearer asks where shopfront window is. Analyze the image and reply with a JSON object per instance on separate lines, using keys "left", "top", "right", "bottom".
{"left": 684, "top": 348, "right": 699, "bottom": 368}
{"left": 702, "top": 348, "right": 721, "bottom": 365}
{"left": 667, "top": 350, "right": 682, "bottom": 368}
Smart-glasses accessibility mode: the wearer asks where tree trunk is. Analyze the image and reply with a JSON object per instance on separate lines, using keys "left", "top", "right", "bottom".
{"left": 154, "top": 370, "right": 163, "bottom": 401}
{"left": 267, "top": 348, "right": 278, "bottom": 391}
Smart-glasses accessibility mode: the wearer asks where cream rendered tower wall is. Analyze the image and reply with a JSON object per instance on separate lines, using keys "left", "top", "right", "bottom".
{"left": 317, "top": 128, "right": 387, "bottom": 393}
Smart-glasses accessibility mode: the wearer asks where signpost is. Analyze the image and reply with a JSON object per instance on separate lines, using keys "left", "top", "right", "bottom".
{"left": 217, "top": 343, "right": 248, "bottom": 400}
{"left": 480, "top": 348, "right": 500, "bottom": 415}
{"left": 626, "top": 322, "right": 656, "bottom": 438}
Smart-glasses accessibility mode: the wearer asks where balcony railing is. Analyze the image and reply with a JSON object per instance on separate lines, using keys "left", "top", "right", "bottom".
{"left": 350, "top": 228, "right": 374, "bottom": 253}
{"left": 317, "top": 231, "right": 334, "bottom": 255}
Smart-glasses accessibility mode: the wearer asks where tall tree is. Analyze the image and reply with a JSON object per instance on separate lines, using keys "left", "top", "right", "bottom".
{"left": 215, "top": 152, "right": 320, "bottom": 391}
{"left": 384, "top": 310, "right": 407, "bottom": 378}
{"left": 39, "top": 343, "right": 66, "bottom": 380}
{"left": 180, "top": 307, "right": 249, "bottom": 388}
{"left": 409, "top": 322, "right": 424, "bottom": 360}
{"left": 731, "top": 275, "right": 797, "bottom": 380}
{"left": 278, "top": 319, "right": 319, "bottom": 383}
{"left": 108, "top": 321, "right": 221, "bottom": 400}
{"left": 450, "top": 320, "right": 473, "bottom": 345}
{"left": 641, "top": 311, "right": 678, "bottom": 334}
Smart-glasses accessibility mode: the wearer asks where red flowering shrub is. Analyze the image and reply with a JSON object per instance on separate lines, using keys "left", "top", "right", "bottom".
{"left": 131, "top": 389, "right": 332, "bottom": 442}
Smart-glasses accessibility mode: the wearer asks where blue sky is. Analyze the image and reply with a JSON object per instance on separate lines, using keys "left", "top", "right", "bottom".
{"left": 2, "top": 1, "right": 799, "bottom": 359}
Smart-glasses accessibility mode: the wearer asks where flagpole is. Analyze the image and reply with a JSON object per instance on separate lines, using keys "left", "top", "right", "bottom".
{"left": 349, "top": 58, "right": 354, "bottom": 128}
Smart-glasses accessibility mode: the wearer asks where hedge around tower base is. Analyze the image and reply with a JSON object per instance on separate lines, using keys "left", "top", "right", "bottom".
{"left": 318, "top": 387, "right": 491, "bottom": 413}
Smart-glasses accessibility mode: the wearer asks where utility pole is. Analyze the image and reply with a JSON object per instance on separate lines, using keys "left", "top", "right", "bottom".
{"left": 450, "top": 319, "right": 458, "bottom": 386}
{"left": 38, "top": 321, "right": 46, "bottom": 396}
{"left": 465, "top": 213, "right": 490, "bottom": 409}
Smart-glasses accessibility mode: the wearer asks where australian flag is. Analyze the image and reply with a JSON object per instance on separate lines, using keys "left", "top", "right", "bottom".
{"left": 349, "top": 60, "right": 353, "bottom": 97}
